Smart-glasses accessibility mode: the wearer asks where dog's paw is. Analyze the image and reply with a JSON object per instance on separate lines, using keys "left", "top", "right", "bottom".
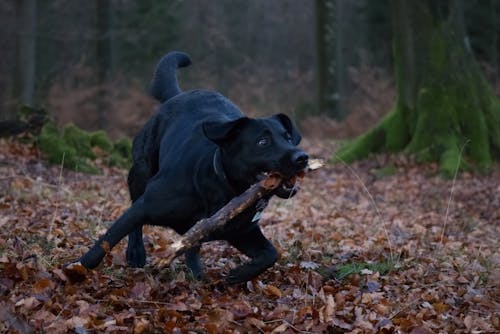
{"left": 126, "top": 245, "right": 146, "bottom": 268}
{"left": 226, "top": 265, "right": 259, "bottom": 284}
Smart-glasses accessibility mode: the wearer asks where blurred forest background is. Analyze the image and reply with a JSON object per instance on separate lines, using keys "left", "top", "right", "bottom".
{"left": 0, "top": 0, "right": 499, "bottom": 140}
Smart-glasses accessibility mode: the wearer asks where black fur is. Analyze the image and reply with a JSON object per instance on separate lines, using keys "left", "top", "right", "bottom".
{"left": 79, "top": 51, "right": 308, "bottom": 283}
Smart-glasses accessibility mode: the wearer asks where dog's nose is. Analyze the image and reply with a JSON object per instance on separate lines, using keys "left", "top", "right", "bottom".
{"left": 292, "top": 152, "right": 309, "bottom": 169}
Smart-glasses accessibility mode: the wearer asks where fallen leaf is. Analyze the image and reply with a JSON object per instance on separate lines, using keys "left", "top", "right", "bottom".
{"left": 464, "top": 315, "right": 474, "bottom": 331}
{"left": 410, "top": 326, "right": 434, "bottom": 334}
{"left": 245, "top": 317, "right": 265, "bottom": 330}
{"left": 62, "top": 262, "right": 88, "bottom": 283}
{"left": 263, "top": 284, "right": 282, "bottom": 298}
{"left": 32, "top": 278, "right": 55, "bottom": 293}
{"left": 271, "top": 323, "right": 288, "bottom": 333}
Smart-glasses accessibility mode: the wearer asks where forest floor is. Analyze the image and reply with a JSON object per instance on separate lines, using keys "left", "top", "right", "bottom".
{"left": 0, "top": 138, "right": 498, "bottom": 334}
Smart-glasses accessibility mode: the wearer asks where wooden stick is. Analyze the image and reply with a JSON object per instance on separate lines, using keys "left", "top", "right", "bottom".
{"left": 158, "top": 173, "right": 285, "bottom": 267}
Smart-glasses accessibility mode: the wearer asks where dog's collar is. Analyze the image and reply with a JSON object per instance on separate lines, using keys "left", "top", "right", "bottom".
{"left": 212, "top": 148, "right": 228, "bottom": 182}
{"left": 212, "top": 148, "right": 242, "bottom": 195}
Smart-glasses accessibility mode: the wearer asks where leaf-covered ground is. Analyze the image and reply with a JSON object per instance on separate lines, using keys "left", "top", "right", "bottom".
{"left": 0, "top": 139, "right": 498, "bottom": 333}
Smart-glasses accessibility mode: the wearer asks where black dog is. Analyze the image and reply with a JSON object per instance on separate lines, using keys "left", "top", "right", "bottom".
{"left": 79, "top": 51, "right": 308, "bottom": 283}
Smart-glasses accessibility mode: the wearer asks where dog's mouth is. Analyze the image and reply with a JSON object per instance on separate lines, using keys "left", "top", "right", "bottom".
{"left": 255, "top": 169, "right": 305, "bottom": 193}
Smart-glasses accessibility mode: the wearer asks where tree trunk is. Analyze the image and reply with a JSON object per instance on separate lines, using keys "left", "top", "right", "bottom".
{"left": 18, "top": 0, "right": 37, "bottom": 107}
{"left": 316, "top": 0, "right": 346, "bottom": 119}
{"left": 96, "top": 0, "right": 111, "bottom": 130}
{"left": 335, "top": 0, "right": 500, "bottom": 176}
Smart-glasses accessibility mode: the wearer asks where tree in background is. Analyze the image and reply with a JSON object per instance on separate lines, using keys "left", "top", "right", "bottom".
{"left": 315, "top": 0, "right": 341, "bottom": 118}
{"left": 18, "top": 0, "right": 37, "bottom": 107}
{"left": 96, "top": 0, "right": 111, "bottom": 130}
{"left": 111, "top": 0, "right": 180, "bottom": 77}
{"left": 336, "top": 0, "right": 500, "bottom": 176}
{"left": 315, "top": 0, "right": 366, "bottom": 120}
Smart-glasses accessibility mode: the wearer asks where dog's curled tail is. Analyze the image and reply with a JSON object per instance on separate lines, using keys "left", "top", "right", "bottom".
{"left": 150, "top": 51, "right": 192, "bottom": 103}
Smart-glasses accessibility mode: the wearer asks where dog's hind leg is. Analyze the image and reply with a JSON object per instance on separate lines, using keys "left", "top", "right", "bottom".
{"left": 226, "top": 225, "right": 278, "bottom": 284}
{"left": 126, "top": 162, "right": 151, "bottom": 267}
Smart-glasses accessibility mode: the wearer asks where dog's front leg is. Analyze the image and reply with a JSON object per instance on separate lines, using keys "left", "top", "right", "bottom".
{"left": 185, "top": 245, "right": 204, "bottom": 279}
{"left": 80, "top": 198, "right": 147, "bottom": 269}
{"left": 226, "top": 225, "right": 278, "bottom": 284}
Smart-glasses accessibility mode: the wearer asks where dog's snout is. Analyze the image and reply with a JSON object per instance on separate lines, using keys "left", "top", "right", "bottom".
{"left": 292, "top": 151, "right": 309, "bottom": 169}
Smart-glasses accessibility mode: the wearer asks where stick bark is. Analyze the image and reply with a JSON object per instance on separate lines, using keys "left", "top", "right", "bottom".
{"left": 158, "top": 174, "right": 284, "bottom": 267}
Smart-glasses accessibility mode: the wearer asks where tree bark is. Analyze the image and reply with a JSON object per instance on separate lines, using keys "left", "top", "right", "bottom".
{"left": 335, "top": 0, "right": 500, "bottom": 176}
{"left": 96, "top": 0, "right": 111, "bottom": 130}
{"left": 316, "top": 0, "right": 346, "bottom": 119}
{"left": 18, "top": 0, "right": 37, "bottom": 107}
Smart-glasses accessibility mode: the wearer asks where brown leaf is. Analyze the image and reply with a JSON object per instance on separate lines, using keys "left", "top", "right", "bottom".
{"left": 229, "top": 301, "right": 253, "bottom": 319}
{"left": 271, "top": 323, "right": 288, "bottom": 333}
{"left": 432, "top": 302, "right": 449, "bottom": 313}
{"left": 133, "top": 318, "right": 150, "bottom": 334}
{"left": 296, "top": 306, "right": 313, "bottom": 322}
{"left": 204, "top": 323, "right": 218, "bottom": 334}
{"left": 15, "top": 296, "right": 40, "bottom": 310}
{"left": 51, "top": 268, "right": 68, "bottom": 282}
{"left": 324, "top": 294, "right": 335, "bottom": 319}
{"left": 245, "top": 317, "right": 265, "bottom": 330}
{"left": 410, "top": 326, "right": 434, "bottom": 334}
{"left": 130, "top": 281, "right": 151, "bottom": 300}
{"left": 464, "top": 315, "right": 474, "bottom": 331}
{"left": 62, "top": 262, "right": 88, "bottom": 283}
{"left": 263, "top": 284, "right": 282, "bottom": 298}
{"left": 100, "top": 241, "right": 111, "bottom": 253}
{"left": 32, "top": 278, "right": 55, "bottom": 293}
{"left": 165, "top": 302, "right": 189, "bottom": 312}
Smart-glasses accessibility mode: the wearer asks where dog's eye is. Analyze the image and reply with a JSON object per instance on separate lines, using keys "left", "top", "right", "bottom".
{"left": 257, "top": 137, "right": 270, "bottom": 147}
{"left": 285, "top": 132, "right": 292, "bottom": 143}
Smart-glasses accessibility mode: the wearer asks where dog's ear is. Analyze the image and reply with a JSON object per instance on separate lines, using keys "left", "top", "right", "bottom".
{"left": 203, "top": 117, "right": 249, "bottom": 145}
{"left": 272, "top": 114, "right": 302, "bottom": 145}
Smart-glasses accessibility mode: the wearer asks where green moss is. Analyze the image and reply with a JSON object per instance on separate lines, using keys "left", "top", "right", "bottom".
{"left": 383, "top": 105, "right": 410, "bottom": 150}
{"left": 333, "top": 116, "right": 386, "bottom": 163}
{"left": 487, "top": 98, "right": 500, "bottom": 153}
{"left": 106, "top": 151, "right": 131, "bottom": 169}
{"left": 90, "top": 131, "right": 113, "bottom": 151}
{"left": 39, "top": 123, "right": 73, "bottom": 165}
{"left": 62, "top": 123, "right": 95, "bottom": 159}
{"left": 428, "top": 25, "right": 448, "bottom": 72}
{"left": 438, "top": 138, "right": 461, "bottom": 178}
{"left": 113, "top": 138, "right": 132, "bottom": 160}
{"left": 38, "top": 123, "right": 131, "bottom": 174}
{"left": 39, "top": 123, "right": 100, "bottom": 174}
{"left": 330, "top": 260, "right": 395, "bottom": 281}
{"left": 333, "top": 106, "right": 408, "bottom": 163}
{"left": 106, "top": 138, "right": 132, "bottom": 169}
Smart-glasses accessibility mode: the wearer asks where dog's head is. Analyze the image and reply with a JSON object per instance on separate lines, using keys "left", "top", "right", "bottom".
{"left": 203, "top": 114, "right": 308, "bottom": 197}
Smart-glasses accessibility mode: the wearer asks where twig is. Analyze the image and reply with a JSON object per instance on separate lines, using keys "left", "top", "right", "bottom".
{"left": 263, "top": 319, "right": 316, "bottom": 334}
{"left": 48, "top": 152, "right": 65, "bottom": 241}
{"left": 440, "top": 140, "right": 469, "bottom": 246}
{"left": 333, "top": 154, "right": 395, "bottom": 263}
